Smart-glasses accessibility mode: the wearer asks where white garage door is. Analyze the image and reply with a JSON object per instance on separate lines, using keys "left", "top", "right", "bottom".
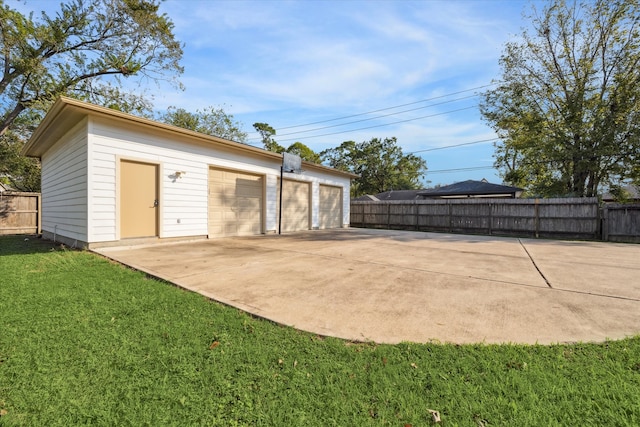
{"left": 208, "top": 167, "right": 263, "bottom": 237}
{"left": 319, "top": 185, "right": 343, "bottom": 229}
{"left": 278, "top": 179, "right": 310, "bottom": 233}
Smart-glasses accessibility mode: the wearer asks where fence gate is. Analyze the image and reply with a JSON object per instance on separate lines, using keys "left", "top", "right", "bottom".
{"left": 0, "top": 192, "right": 41, "bottom": 235}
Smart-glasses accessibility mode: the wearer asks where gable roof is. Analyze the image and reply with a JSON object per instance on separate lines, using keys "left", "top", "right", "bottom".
{"left": 373, "top": 189, "right": 424, "bottom": 201}
{"left": 352, "top": 194, "right": 380, "bottom": 202}
{"left": 22, "top": 96, "right": 358, "bottom": 179}
{"left": 0, "top": 181, "right": 16, "bottom": 192}
{"left": 418, "top": 180, "right": 523, "bottom": 198}
{"left": 602, "top": 184, "right": 640, "bottom": 202}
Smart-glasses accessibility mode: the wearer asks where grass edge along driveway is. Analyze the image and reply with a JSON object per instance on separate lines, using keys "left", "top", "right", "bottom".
{"left": 1, "top": 235, "right": 639, "bottom": 426}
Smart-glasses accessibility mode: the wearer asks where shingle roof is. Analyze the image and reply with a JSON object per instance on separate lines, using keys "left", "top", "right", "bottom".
{"left": 418, "top": 180, "right": 523, "bottom": 197}
{"left": 602, "top": 185, "right": 640, "bottom": 201}
{"left": 373, "top": 189, "right": 425, "bottom": 200}
{"left": 352, "top": 194, "right": 380, "bottom": 201}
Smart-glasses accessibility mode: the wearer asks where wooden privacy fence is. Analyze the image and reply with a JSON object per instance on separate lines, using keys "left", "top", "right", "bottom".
{"left": 0, "top": 192, "right": 41, "bottom": 235}
{"left": 351, "top": 198, "right": 607, "bottom": 241}
{"left": 602, "top": 203, "right": 640, "bottom": 243}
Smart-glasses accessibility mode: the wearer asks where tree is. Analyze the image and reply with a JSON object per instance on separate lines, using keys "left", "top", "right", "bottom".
{"left": 0, "top": 110, "right": 41, "bottom": 191}
{"left": 480, "top": 0, "right": 640, "bottom": 197}
{"left": 161, "top": 106, "right": 248, "bottom": 143}
{"left": 252, "top": 122, "right": 321, "bottom": 163}
{"left": 285, "top": 141, "right": 321, "bottom": 163}
{"left": 321, "top": 137, "right": 427, "bottom": 197}
{"left": 0, "top": 0, "right": 183, "bottom": 190}
{"left": 253, "top": 122, "right": 285, "bottom": 153}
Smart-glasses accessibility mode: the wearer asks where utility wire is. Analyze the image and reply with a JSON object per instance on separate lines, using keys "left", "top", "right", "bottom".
{"left": 272, "top": 82, "right": 498, "bottom": 131}
{"left": 408, "top": 138, "right": 498, "bottom": 154}
{"left": 270, "top": 94, "right": 479, "bottom": 139}
{"left": 273, "top": 105, "right": 478, "bottom": 143}
{"left": 425, "top": 166, "right": 496, "bottom": 174}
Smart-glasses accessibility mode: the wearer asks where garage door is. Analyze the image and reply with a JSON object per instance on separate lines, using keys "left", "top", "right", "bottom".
{"left": 278, "top": 179, "right": 310, "bottom": 233}
{"left": 319, "top": 185, "right": 342, "bottom": 229}
{"left": 208, "top": 167, "right": 263, "bottom": 237}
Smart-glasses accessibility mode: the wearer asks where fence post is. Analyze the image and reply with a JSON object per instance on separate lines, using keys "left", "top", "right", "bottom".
{"left": 37, "top": 193, "right": 42, "bottom": 234}
{"left": 602, "top": 205, "right": 609, "bottom": 241}
{"left": 488, "top": 202, "right": 493, "bottom": 235}
{"left": 534, "top": 199, "right": 540, "bottom": 238}
{"left": 448, "top": 202, "right": 452, "bottom": 233}
{"left": 387, "top": 203, "right": 391, "bottom": 229}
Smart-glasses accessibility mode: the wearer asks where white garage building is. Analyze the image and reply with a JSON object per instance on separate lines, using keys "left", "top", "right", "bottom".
{"left": 22, "top": 97, "right": 356, "bottom": 248}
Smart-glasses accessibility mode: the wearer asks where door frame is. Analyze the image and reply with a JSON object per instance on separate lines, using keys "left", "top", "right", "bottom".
{"left": 116, "top": 156, "right": 162, "bottom": 240}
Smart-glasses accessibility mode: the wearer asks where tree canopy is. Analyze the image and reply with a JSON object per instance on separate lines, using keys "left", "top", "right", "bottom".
{"left": 481, "top": 0, "right": 640, "bottom": 197}
{"left": 0, "top": 0, "right": 183, "bottom": 190}
{"left": 252, "top": 122, "right": 321, "bottom": 163}
{"left": 160, "top": 106, "right": 248, "bottom": 143}
{"left": 321, "top": 137, "right": 427, "bottom": 197}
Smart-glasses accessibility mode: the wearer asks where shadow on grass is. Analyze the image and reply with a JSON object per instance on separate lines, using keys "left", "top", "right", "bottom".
{"left": 0, "top": 234, "right": 67, "bottom": 256}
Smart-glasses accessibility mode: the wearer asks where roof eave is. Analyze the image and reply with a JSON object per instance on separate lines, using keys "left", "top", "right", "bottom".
{"left": 22, "top": 96, "right": 359, "bottom": 179}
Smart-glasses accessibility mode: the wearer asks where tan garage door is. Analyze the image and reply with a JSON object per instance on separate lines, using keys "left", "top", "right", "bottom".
{"left": 278, "top": 179, "right": 310, "bottom": 233}
{"left": 319, "top": 185, "right": 342, "bottom": 229}
{"left": 208, "top": 167, "right": 263, "bottom": 237}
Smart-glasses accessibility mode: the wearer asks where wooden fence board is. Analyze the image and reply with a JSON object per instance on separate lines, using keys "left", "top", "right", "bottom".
{"left": 351, "top": 197, "right": 612, "bottom": 240}
{"left": 0, "top": 192, "right": 41, "bottom": 235}
{"left": 602, "top": 204, "right": 640, "bottom": 243}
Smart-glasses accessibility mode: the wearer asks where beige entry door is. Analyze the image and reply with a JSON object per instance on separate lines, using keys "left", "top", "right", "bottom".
{"left": 120, "top": 160, "right": 159, "bottom": 239}
{"left": 278, "top": 179, "right": 310, "bottom": 233}
{"left": 209, "top": 167, "right": 263, "bottom": 237}
{"left": 319, "top": 185, "right": 342, "bottom": 229}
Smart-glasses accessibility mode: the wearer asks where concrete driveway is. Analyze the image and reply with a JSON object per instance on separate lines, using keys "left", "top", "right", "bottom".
{"left": 95, "top": 228, "right": 640, "bottom": 345}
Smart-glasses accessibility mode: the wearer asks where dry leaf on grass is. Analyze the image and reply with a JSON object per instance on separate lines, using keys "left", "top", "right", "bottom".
{"left": 209, "top": 341, "right": 220, "bottom": 349}
{"left": 428, "top": 409, "right": 441, "bottom": 423}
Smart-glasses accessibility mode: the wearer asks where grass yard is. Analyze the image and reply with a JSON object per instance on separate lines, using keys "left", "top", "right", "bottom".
{"left": 0, "top": 235, "right": 639, "bottom": 426}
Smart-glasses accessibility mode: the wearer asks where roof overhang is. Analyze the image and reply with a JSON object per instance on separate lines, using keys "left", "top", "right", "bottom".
{"left": 22, "top": 96, "right": 359, "bottom": 179}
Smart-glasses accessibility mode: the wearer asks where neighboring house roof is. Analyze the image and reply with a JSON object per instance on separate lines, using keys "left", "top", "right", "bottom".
{"left": 602, "top": 185, "right": 640, "bottom": 202}
{"left": 352, "top": 194, "right": 380, "bottom": 202}
{"left": 373, "top": 189, "right": 425, "bottom": 201}
{"left": 0, "top": 181, "right": 16, "bottom": 192}
{"left": 418, "top": 180, "right": 523, "bottom": 199}
{"left": 22, "top": 96, "right": 359, "bottom": 179}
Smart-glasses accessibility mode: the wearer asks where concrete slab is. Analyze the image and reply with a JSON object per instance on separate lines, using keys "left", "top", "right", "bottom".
{"left": 95, "top": 228, "right": 640, "bottom": 345}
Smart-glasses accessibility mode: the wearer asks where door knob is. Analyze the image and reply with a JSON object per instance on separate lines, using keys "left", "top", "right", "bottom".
{"left": 153, "top": 199, "right": 159, "bottom": 207}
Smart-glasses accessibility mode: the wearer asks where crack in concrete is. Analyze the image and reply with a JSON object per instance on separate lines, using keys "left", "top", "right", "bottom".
{"left": 518, "top": 238, "right": 553, "bottom": 288}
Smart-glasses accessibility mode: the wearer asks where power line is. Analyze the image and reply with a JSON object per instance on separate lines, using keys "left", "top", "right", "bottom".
{"left": 269, "top": 94, "right": 478, "bottom": 139}
{"left": 425, "top": 166, "right": 496, "bottom": 174}
{"left": 274, "top": 105, "right": 478, "bottom": 143}
{"left": 273, "top": 82, "right": 498, "bottom": 132}
{"left": 408, "top": 138, "right": 498, "bottom": 154}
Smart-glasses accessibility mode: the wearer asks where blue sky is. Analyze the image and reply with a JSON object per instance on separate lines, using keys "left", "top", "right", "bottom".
{"left": 20, "top": 0, "right": 540, "bottom": 187}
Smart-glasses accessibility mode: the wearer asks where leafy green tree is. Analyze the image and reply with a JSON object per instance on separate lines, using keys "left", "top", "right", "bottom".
{"left": 253, "top": 122, "right": 285, "bottom": 153}
{"left": 285, "top": 141, "right": 321, "bottom": 163}
{"left": 0, "top": 0, "right": 184, "bottom": 190}
{"left": 161, "top": 106, "right": 248, "bottom": 143}
{"left": 481, "top": 0, "right": 640, "bottom": 197}
{"left": 0, "top": 111, "right": 41, "bottom": 191}
{"left": 252, "top": 122, "right": 322, "bottom": 163}
{"left": 321, "top": 137, "right": 427, "bottom": 197}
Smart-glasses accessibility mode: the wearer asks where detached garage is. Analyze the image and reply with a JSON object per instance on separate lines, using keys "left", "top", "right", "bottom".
{"left": 21, "top": 97, "right": 356, "bottom": 248}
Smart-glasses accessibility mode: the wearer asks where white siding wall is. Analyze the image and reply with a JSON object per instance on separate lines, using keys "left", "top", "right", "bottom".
{"left": 86, "top": 116, "right": 351, "bottom": 243}
{"left": 41, "top": 119, "right": 89, "bottom": 242}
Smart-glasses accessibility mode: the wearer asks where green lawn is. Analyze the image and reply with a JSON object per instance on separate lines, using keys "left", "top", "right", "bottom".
{"left": 1, "top": 235, "right": 639, "bottom": 426}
